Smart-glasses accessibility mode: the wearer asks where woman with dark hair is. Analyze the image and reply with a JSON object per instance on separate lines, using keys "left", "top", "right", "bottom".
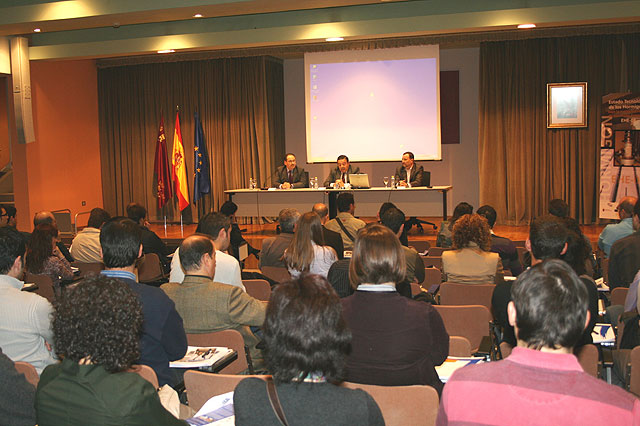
{"left": 234, "top": 274, "right": 384, "bottom": 425}
{"left": 341, "top": 223, "right": 449, "bottom": 394}
{"left": 284, "top": 211, "right": 337, "bottom": 278}
{"left": 25, "top": 223, "right": 73, "bottom": 290}
{"left": 35, "top": 276, "right": 185, "bottom": 425}
{"left": 436, "top": 201, "right": 473, "bottom": 247}
{"left": 441, "top": 213, "right": 503, "bottom": 284}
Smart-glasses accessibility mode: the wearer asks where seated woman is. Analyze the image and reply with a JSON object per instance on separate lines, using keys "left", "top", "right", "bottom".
{"left": 25, "top": 223, "right": 74, "bottom": 291}
{"left": 234, "top": 274, "right": 384, "bottom": 425}
{"left": 341, "top": 223, "right": 449, "bottom": 394}
{"left": 441, "top": 213, "right": 504, "bottom": 284}
{"left": 284, "top": 211, "right": 337, "bottom": 279}
{"left": 436, "top": 202, "right": 473, "bottom": 248}
{"left": 36, "top": 275, "right": 186, "bottom": 426}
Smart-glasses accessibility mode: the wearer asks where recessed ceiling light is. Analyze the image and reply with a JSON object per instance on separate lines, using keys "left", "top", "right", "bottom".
{"left": 325, "top": 37, "right": 344, "bottom": 42}
{"left": 517, "top": 23, "right": 536, "bottom": 29}
{"left": 193, "top": 13, "right": 203, "bottom": 18}
{"left": 157, "top": 49, "right": 175, "bottom": 54}
{"left": 33, "top": 28, "right": 41, "bottom": 33}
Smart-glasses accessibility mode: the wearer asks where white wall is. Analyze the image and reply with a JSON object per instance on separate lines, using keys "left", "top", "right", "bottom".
{"left": 283, "top": 47, "right": 480, "bottom": 215}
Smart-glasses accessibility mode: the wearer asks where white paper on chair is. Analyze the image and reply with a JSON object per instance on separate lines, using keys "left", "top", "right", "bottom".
{"left": 169, "top": 346, "right": 234, "bottom": 368}
{"left": 187, "top": 391, "right": 235, "bottom": 425}
{"left": 591, "top": 324, "right": 615, "bottom": 345}
{"left": 435, "top": 357, "right": 484, "bottom": 383}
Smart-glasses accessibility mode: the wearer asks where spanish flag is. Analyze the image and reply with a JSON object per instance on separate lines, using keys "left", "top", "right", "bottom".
{"left": 171, "top": 111, "right": 190, "bottom": 211}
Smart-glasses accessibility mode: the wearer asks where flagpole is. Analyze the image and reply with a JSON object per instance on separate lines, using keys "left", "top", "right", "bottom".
{"left": 180, "top": 210, "right": 184, "bottom": 238}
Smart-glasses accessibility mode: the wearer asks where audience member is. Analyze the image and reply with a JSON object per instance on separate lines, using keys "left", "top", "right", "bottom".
{"left": 476, "top": 204, "right": 523, "bottom": 275}
{"left": 169, "top": 212, "right": 244, "bottom": 290}
{"left": 259, "top": 208, "right": 300, "bottom": 269}
{"left": 312, "top": 203, "right": 344, "bottom": 259}
{"left": 377, "top": 202, "right": 408, "bottom": 246}
{"left": 438, "top": 260, "right": 640, "bottom": 425}
{"left": 599, "top": 197, "right": 636, "bottom": 257}
{"left": 33, "top": 211, "right": 73, "bottom": 262}
{"left": 284, "top": 211, "right": 337, "bottom": 279}
{"left": 341, "top": 224, "right": 449, "bottom": 394}
{"left": 234, "top": 274, "right": 384, "bottom": 426}
{"left": 36, "top": 275, "right": 185, "bottom": 425}
{"left": 70, "top": 207, "right": 110, "bottom": 263}
{"left": 380, "top": 206, "right": 425, "bottom": 286}
{"left": 436, "top": 202, "right": 472, "bottom": 248}
{"left": 0, "top": 346, "right": 36, "bottom": 425}
{"left": 0, "top": 204, "right": 17, "bottom": 228}
{"left": 608, "top": 199, "right": 640, "bottom": 290}
{"left": 100, "top": 218, "right": 187, "bottom": 387}
{"left": 220, "top": 201, "right": 260, "bottom": 262}
{"left": 327, "top": 259, "right": 354, "bottom": 298}
{"left": 162, "top": 235, "right": 266, "bottom": 369}
{"left": 25, "top": 223, "right": 74, "bottom": 291}
{"left": 441, "top": 214, "right": 503, "bottom": 284}
{"left": 548, "top": 198, "right": 570, "bottom": 218}
{"left": 325, "top": 192, "right": 366, "bottom": 250}
{"left": 127, "top": 202, "right": 171, "bottom": 271}
{"left": 0, "top": 226, "right": 56, "bottom": 373}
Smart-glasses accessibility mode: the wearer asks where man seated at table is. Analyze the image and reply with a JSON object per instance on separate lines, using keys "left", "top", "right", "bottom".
{"left": 273, "top": 153, "right": 308, "bottom": 189}
{"left": 325, "top": 193, "right": 366, "bottom": 251}
{"left": 394, "top": 151, "right": 425, "bottom": 187}
{"left": 438, "top": 259, "right": 640, "bottom": 425}
{"left": 323, "top": 155, "right": 360, "bottom": 188}
{"left": 162, "top": 235, "right": 266, "bottom": 370}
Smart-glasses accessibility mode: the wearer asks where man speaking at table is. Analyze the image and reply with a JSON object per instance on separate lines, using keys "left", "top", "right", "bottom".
{"left": 394, "top": 151, "right": 425, "bottom": 187}
{"left": 323, "top": 155, "right": 360, "bottom": 188}
{"left": 274, "top": 153, "right": 308, "bottom": 189}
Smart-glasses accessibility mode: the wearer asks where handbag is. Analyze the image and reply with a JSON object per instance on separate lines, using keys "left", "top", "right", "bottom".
{"left": 266, "top": 378, "right": 289, "bottom": 426}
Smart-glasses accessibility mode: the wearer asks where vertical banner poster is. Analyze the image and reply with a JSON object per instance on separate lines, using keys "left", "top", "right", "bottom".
{"left": 599, "top": 93, "right": 640, "bottom": 219}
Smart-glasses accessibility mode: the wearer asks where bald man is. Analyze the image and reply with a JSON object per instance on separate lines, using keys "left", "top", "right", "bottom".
{"left": 598, "top": 197, "right": 637, "bottom": 257}
{"left": 312, "top": 203, "right": 344, "bottom": 260}
{"left": 33, "top": 211, "right": 74, "bottom": 262}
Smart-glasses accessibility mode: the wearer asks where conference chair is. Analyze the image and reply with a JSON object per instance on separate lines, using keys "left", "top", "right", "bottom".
{"left": 499, "top": 341, "right": 513, "bottom": 359}
{"left": 628, "top": 346, "right": 640, "bottom": 397}
{"left": 434, "top": 305, "right": 492, "bottom": 353}
{"left": 427, "top": 247, "right": 452, "bottom": 257}
{"left": 260, "top": 266, "right": 291, "bottom": 284}
{"left": 511, "top": 240, "right": 526, "bottom": 248}
{"left": 24, "top": 272, "right": 56, "bottom": 303}
{"left": 128, "top": 364, "right": 159, "bottom": 389}
{"left": 610, "top": 287, "right": 628, "bottom": 307}
{"left": 14, "top": 361, "right": 39, "bottom": 387}
{"left": 71, "top": 261, "right": 104, "bottom": 277}
{"left": 137, "top": 253, "right": 165, "bottom": 284}
{"left": 410, "top": 282, "right": 423, "bottom": 297}
{"left": 187, "top": 330, "right": 252, "bottom": 375}
{"left": 422, "top": 256, "right": 443, "bottom": 269}
{"left": 601, "top": 256, "right": 609, "bottom": 285}
{"left": 408, "top": 240, "right": 430, "bottom": 254}
{"left": 341, "top": 381, "right": 439, "bottom": 426}
{"left": 184, "top": 371, "right": 270, "bottom": 412}
{"left": 449, "top": 336, "right": 472, "bottom": 357}
{"left": 422, "top": 267, "right": 442, "bottom": 293}
{"left": 575, "top": 344, "right": 599, "bottom": 378}
{"left": 439, "top": 282, "right": 496, "bottom": 312}
{"left": 242, "top": 279, "right": 272, "bottom": 301}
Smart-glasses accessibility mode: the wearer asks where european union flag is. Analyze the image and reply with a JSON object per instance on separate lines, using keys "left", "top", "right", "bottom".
{"left": 193, "top": 112, "right": 211, "bottom": 204}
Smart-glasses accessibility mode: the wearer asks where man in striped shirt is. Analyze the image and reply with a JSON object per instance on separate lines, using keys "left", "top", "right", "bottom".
{"left": 438, "top": 259, "right": 640, "bottom": 425}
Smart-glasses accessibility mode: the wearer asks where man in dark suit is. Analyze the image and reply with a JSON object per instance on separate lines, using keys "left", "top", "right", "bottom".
{"left": 312, "top": 203, "right": 344, "bottom": 259}
{"left": 323, "top": 155, "right": 361, "bottom": 188}
{"left": 126, "top": 203, "right": 171, "bottom": 272}
{"left": 259, "top": 208, "right": 300, "bottom": 268}
{"left": 477, "top": 204, "right": 523, "bottom": 276}
{"left": 273, "top": 153, "right": 308, "bottom": 189}
{"left": 394, "top": 151, "right": 425, "bottom": 187}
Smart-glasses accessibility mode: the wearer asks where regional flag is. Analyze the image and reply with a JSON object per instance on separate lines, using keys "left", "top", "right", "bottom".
{"left": 153, "top": 116, "right": 173, "bottom": 209}
{"left": 193, "top": 112, "right": 211, "bottom": 204}
{"left": 171, "top": 111, "right": 190, "bottom": 211}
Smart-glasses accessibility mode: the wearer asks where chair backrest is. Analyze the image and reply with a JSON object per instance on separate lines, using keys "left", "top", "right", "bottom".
{"left": 128, "top": 364, "right": 159, "bottom": 389}
{"left": 422, "top": 171, "right": 431, "bottom": 187}
{"left": 71, "top": 261, "right": 105, "bottom": 277}
{"left": 499, "top": 341, "right": 513, "bottom": 358}
{"left": 260, "top": 266, "right": 291, "bottom": 284}
{"left": 52, "top": 209, "right": 73, "bottom": 235}
{"left": 342, "top": 381, "right": 439, "bottom": 426}
{"left": 422, "top": 267, "right": 442, "bottom": 293}
{"left": 426, "top": 247, "right": 451, "bottom": 257}
{"left": 611, "top": 287, "right": 628, "bottom": 307}
{"left": 439, "top": 282, "right": 496, "bottom": 312}
{"left": 408, "top": 240, "right": 430, "bottom": 254}
{"left": 512, "top": 240, "right": 526, "bottom": 248}
{"left": 433, "top": 305, "right": 492, "bottom": 352}
{"left": 184, "top": 371, "right": 270, "bottom": 412}
{"left": 14, "top": 361, "right": 39, "bottom": 387}
{"left": 449, "top": 336, "right": 472, "bottom": 357}
{"left": 629, "top": 346, "right": 640, "bottom": 397}
{"left": 137, "top": 253, "right": 164, "bottom": 283}
{"left": 422, "top": 256, "right": 442, "bottom": 269}
{"left": 516, "top": 247, "right": 528, "bottom": 268}
{"left": 242, "top": 279, "right": 272, "bottom": 301}
{"left": 574, "top": 344, "right": 599, "bottom": 378}
{"left": 24, "top": 272, "right": 56, "bottom": 303}
{"left": 410, "top": 282, "right": 422, "bottom": 297}
{"left": 187, "top": 330, "right": 249, "bottom": 374}
{"left": 601, "top": 256, "right": 609, "bottom": 285}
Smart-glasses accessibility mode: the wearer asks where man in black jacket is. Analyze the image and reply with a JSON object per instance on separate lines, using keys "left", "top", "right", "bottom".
{"left": 273, "top": 153, "right": 308, "bottom": 189}
{"left": 312, "top": 203, "right": 344, "bottom": 260}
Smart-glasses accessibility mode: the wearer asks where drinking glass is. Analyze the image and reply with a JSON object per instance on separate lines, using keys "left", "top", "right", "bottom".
{"left": 249, "top": 177, "right": 257, "bottom": 189}
{"left": 383, "top": 176, "right": 389, "bottom": 188}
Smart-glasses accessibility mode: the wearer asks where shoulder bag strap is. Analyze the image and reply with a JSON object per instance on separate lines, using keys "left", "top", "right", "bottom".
{"left": 335, "top": 217, "right": 355, "bottom": 242}
{"left": 266, "top": 378, "right": 289, "bottom": 426}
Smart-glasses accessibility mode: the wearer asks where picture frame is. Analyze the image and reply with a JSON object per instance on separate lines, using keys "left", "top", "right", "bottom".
{"left": 547, "top": 82, "right": 587, "bottom": 128}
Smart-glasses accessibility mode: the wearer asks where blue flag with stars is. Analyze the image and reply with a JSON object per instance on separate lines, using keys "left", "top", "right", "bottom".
{"left": 193, "top": 112, "right": 211, "bottom": 203}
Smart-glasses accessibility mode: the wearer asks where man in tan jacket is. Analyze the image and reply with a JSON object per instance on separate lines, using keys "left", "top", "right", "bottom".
{"left": 161, "top": 234, "right": 266, "bottom": 370}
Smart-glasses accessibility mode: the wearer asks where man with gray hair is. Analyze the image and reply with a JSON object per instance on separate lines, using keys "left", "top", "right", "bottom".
{"left": 312, "top": 203, "right": 344, "bottom": 260}
{"left": 598, "top": 196, "right": 637, "bottom": 257}
{"left": 259, "top": 208, "right": 300, "bottom": 269}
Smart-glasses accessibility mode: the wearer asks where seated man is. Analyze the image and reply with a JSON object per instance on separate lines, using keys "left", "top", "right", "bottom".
{"left": 477, "top": 205, "right": 523, "bottom": 276}
{"left": 380, "top": 207, "right": 425, "bottom": 289}
{"left": 394, "top": 151, "right": 424, "bottom": 187}
{"left": 170, "top": 212, "right": 244, "bottom": 291}
{"left": 259, "top": 208, "right": 300, "bottom": 269}
{"left": 0, "top": 347, "right": 35, "bottom": 424}
{"left": 162, "top": 235, "right": 266, "bottom": 369}
{"left": 33, "top": 211, "right": 73, "bottom": 262}
{"left": 0, "top": 226, "right": 56, "bottom": 373}
{"left": 323, "top": 155, "right": 360, "bottom": 188}
{"left": 439, "top": 259, "right": 640, "bottom": 425}
{"left": 312, "top": 203, "right": 344, "bottom": 260}
{"left": 220, "top": 201, "right": 259, "bottom": 262}
{"left": 609, "top": 199, "right": 640, "bottom": 290}
{"left": 0, "top": 205, "right": 17, "bottom": 228}
{"left": 70, "top": 207, "right": 111, "bottom": 263}
{"left": 273, "top": 153, "right": 308, "bottom": 189}
{"left": 126, "top": 202, "right": 171, "bottom": 271}
{"left": 100, "top": 218, "right": 187, "bottom": 387}
{"left": 325, "top": 193, "right": 366, "bottom": 251}
{"left": 599, "top": 196, "right": 636, "bottom": 257}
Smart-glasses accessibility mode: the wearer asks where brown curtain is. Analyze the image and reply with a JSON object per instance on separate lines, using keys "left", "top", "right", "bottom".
{"left": 479, "top": 33, "right": 640, "bottom": 225}
{"left": 98, "top": 56, "right": 285, "bottom": 222}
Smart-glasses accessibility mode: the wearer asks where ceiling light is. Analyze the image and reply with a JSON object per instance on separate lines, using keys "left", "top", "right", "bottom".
{"left": 33, "top": 28, "right": 41, "bottom": 33}
{"left": 157, "top": 49, "right": 175, "bottom": 54}
{"left": 193, "top": 13, "right": 203, "bottom": 18}
{"left": 517, "top": 23, "right": 536, "bottom": 29}
{"left": 325, "top": 37, "right": 344, "bottom": 42}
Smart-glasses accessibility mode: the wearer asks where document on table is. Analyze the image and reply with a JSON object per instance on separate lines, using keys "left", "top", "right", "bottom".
{"left": 187, "top": 391, "right": 234, "bottom": 425}
{"left": 436, "top": 357, "right": 484, "bottom": 383}
{"left": 591, "top": 323, "right": 615, "bottom": 345}
{"left": 170, "top": 346, "right": 234, "bottom": 368}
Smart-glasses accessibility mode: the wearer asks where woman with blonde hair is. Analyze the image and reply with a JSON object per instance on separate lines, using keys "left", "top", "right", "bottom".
{"left": 284, "top": 211, "right": 337, "bottom": 278}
